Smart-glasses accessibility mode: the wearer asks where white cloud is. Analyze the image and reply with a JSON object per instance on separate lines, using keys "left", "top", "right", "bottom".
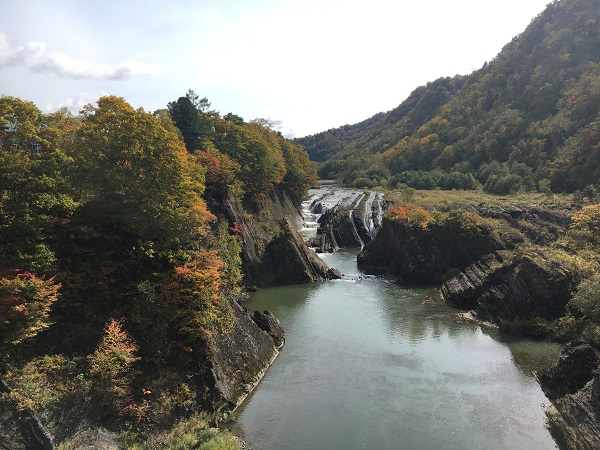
{"left": 0, "top": 33, "right": 46, "bottom": 67}
{"left": 44, "top": 91, "right": 109, "bottom": 113}
{"left": 0, "top": 32, "right": 160, "bottom": 80}
{"left": 31, "top": 54, "right": 161, "bottom": 80}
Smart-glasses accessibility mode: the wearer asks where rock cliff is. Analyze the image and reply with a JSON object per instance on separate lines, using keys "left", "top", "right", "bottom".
{"left": 208, "top": 299, "right": 284, "bottom": 408}
{"left": 357, "top": 217, "right": 510, "bottom": 282}
{"left": 206, "top": 187, "right": 338, "bottom": 286}
{"left": 442, "top": 250, "right": 581, "bottom": 321}
{"left": 538, "top": 345, "right": 600, "bottom": 450}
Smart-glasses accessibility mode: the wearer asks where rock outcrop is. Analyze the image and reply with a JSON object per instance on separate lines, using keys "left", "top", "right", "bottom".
{"left": 538, "top": 345, "right": 600, "bottom": 450}
{"left": 259, "top": 218, "right": 341, "bottom": 286}
{"left": 206, "top": 187, "right": 337, "bottom": 286}
{"left": 442, "top": 250, "right": 581, "bottom": 321}
{"left": 208, "top": 298, "right": 284, "bottom": 408}
{"left": 0, "top": 378, "right": 54, "bottom": 450}
{"left": 357, "top": 217, "right": 510, "bottom": 282}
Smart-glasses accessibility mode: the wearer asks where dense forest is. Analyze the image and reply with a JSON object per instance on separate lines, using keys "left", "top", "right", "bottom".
{"left": 0, "top": 92, "right": 316, "bottom": 446}
{"left": 296, "top": 0, "right": 600, "bottom": 196}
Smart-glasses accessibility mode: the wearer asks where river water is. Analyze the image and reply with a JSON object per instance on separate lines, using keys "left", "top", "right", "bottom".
{"left": 231, "top": 191, "right": 562, "bottom": 450}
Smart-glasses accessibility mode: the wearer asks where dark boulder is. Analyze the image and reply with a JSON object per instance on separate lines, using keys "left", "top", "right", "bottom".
{"left": 538, "top": 345, "right": 600, "bottom": 450}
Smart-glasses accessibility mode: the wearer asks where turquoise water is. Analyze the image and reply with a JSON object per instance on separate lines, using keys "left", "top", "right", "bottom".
{"left": 231, "top": 249, "right": 561, "bottom": 449}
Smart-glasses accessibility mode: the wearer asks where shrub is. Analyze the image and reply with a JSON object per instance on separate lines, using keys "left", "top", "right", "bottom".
{"left": 571, "top": 204, "right": 600, "bottom": 243}
{"left": 146, "top": 413, "right": 240, "bottom": 450}
{"left": 386, "top": 203, "right": 430, "bottom": 229}
{"left": 88, "top": 318, "right": 140, "bottom": 413}
{"left": 431, "top": 210, "right": 485, "bottom": 235}
{"left": 568, "top": 274, "right": 600, "bottom": 322}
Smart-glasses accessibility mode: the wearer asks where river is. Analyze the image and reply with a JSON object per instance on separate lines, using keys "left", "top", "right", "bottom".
{"left": 230, "top": 190, "right": 562, "bottom": 450}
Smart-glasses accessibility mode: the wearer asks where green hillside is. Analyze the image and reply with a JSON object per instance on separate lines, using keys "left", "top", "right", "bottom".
{"left": 296, "top": 0, "right": 600, "bottom": 195}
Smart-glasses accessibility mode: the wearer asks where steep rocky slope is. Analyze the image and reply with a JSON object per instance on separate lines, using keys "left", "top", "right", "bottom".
{"left": 206, "top": 187, "right": 339, "bottom": 286}
{"left": 0, "top": 186, "right": 329, "bottom": 449}
{"left": 538, "top": 345, "right": 600, "bottom": 450}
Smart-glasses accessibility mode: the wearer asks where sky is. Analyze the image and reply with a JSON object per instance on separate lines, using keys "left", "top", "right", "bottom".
{"left": 1, "top": 0, "right": 552, "bottom": 138}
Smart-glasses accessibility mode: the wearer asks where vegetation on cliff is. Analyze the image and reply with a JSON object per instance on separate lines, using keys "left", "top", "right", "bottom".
{"left": 0, "top": 92, "right": 317, "bottom": 447}
{"left": 296, "top": 0, "right": 600, "bottom": 197}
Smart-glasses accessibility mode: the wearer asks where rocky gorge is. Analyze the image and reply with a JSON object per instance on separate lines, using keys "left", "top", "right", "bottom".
{"left": 356, "top": 198, "right": 600, "bottom": 450}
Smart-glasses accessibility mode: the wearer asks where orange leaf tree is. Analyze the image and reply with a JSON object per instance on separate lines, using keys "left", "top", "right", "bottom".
{"left": 386, "top": 203, "right": 431, "bottom": 229}
{"left": 0, "top": 271, "right": 60, "bottom": 347}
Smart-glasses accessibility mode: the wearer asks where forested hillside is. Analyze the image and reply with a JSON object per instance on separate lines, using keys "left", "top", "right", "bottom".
{"left": 0, "top": 92, "right": 317, "bottom": 446}
{"left": 296, "top": 0, "right": 600, "bottom": 195}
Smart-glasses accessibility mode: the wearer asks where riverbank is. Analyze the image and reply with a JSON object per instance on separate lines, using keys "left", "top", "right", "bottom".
{"left": 232, "top": 247, "right": 562, "bottom": 449}
{"left": 357, "top": 189, "right": 600, "bottom": 449}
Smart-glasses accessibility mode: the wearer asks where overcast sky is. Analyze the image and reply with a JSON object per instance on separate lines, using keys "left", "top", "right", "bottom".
{"left": 1, "top": 0, "right": 551, "bottom": 137}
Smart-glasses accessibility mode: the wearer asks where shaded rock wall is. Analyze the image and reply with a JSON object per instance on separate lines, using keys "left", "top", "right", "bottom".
{"left": 357, "top": 218, "right": 508, "bottom": 282}
{"left": 442, "top": 251, "right": 581, "bottom": 321}
{"left": 538, "top": 345, "right": 600, "bottom": 450}
{"left": 259, "top": 218, "right": 340, "bottom": 286}
{"left": 208, "top": 298, "right": 283, "bottom": 408}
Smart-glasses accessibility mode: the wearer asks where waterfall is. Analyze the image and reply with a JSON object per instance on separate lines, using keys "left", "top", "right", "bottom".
{"left": 349, "top": 210, "right": 365, "bottom": 247}
{"left": 301, "top": 192, "right": 325, "bottom": 241}
{"left": 374, "top": 194, "right": 384, "bottom": 228}
{"left": 364, "top": 191, "right": 377, "bottom": 240}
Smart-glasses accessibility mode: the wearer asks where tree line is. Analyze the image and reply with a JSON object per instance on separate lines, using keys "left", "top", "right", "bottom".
{"left": 0, "top": 92, "right": 317, "bottom": 429}
{"left": 296, "top": 0, "right": 599, "bottom": 198}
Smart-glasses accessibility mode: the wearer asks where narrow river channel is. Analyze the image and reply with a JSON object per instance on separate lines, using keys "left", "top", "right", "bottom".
{"left": 231, "top": 191, "right": 562, "bottom": 450}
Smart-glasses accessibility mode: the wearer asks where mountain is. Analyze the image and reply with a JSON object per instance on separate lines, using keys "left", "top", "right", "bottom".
{"left": 295, "top": 0, "right": 600, "bottom": 194}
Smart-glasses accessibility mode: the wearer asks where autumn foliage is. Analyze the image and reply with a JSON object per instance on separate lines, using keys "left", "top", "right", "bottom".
{"left": 0, "top": 92, "right": 317, "bottom": 432}
{"left": 88, "top": 318, "right": 140, "bottom": 413}
{"left": 571, "top": 203, "right": 600, "bottom": 242}
{"left": 0, "top": 271, "right": 60, "bottom": 345}
{"left": 386, "top": 203, "right": 431, "bottom": 229}
{"left": 161, "top": 250, "right": 233, "bottom": 341}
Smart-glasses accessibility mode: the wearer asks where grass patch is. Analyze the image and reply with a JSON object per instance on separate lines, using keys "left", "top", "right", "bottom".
{"left": 124, "top": 413, "right": 240, "bottom": 450}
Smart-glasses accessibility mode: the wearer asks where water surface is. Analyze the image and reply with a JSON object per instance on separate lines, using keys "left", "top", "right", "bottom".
{"left": 232, "top": 244, "right": 561, "bottom": 450}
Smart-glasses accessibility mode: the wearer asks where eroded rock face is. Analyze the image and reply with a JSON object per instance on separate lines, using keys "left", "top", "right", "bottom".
{"left": 207, "top": 188, "right": 338, "bottom": 286}
{"left": 538, "top": 345, "right": 599, "bottom": 400}
{"left": 252, "top": 310, "right": 285, "bottom": 348}
{"left": 255, "top": 218, "right": 341, "bottom": 285}
{"left": 357, "top": 218, "right": 507, "bottom": 282}
{"left": 442, "top": 251, "right": 581, "bottom": 321}
{"left": 208, "top": 299, "right": 284, "bottom": 407}
{"left": 538, "top": 345, "right": 600, "bottom": 450}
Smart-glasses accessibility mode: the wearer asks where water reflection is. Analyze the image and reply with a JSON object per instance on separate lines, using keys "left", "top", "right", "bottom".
{"left": 235, "top": 248, "right": 561, "bottom": 450}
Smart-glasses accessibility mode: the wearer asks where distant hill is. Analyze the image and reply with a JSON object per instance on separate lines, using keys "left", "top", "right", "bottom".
{"left": 295, "top": 0, "right": 600, "bottom": 194}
